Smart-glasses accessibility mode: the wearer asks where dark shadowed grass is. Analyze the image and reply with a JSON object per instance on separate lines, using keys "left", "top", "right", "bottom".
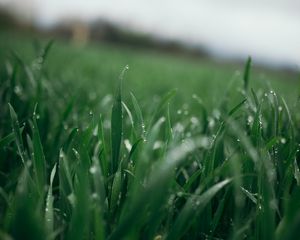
{"left": 0, "top": 34, "right": 300, "bottom": 240}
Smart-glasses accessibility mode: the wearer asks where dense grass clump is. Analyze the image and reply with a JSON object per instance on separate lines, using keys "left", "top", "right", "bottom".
{"left": 0, "top": 38, "right": 300, "bottom": 240}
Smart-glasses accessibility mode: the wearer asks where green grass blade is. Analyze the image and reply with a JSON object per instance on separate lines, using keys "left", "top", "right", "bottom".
{"left": 0, "top": 126, "right": 24, "bottom": 149}
{"left": 98, "top": 115, "right": 109, "bottom": 177}
{"left": 130, "top": 92, "right": 146, "bottom": 139}
{"left": 166, "top": 179, "right": 231, "bottom": 240}
{"left": 147, "top": 89, "right": 177, "bottom": 131}
{"left": 90, "top": 155, "right": 107, "bottom": 240}
{"left": 122, "top": 138, "right": 142, "bottom": 169}
{"left": 243, "top": 56, "right": 252, "bottom": 91}
{"left": 9, "top": 167, "right": 45, "bottom": 240}
{"left": 8, "top": 103, "right": 27, "bottom": 164}
{"left": 110, "top": 168, "right": 122, "bottom": 214}
{"left": 111, "top": 66, "right": 128, "bottom": 173}
{"left": 45, "top": 164, "right": 57, "bottom": 235}
{"left": 276, "top": 187, "right": 300, "bottom": 240}
{"left": 228, "top": 99, "right": 247, "bottom": 117}
{"left": 32, "top": 105, "right": 47, "bottom": 195}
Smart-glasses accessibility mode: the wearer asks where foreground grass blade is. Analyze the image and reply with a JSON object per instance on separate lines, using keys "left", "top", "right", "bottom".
{"left": 98, "top": 115, "right": 109, "bottom": 177}
{"left": 9, "top": 167, "right": 45, "bottom": 240}
{"left": 166, "top": 179, "right": 231, "bottom": 240}
{"left": 130, "top": 92, "right": 146, "bottom": 139}
{"left": 45, "top": 164, "right": 57, "bottom": 235}
{"left": 0, "top": 126, "right": 24, "bottom": 149}
{"left": 111, "top": 66, "right": 128, "bottom": 173}
{"left": 8, "top": 104, "right": 27, "bottom": 163}
{"left": 276, "top": 187, "right": 300, "bottom": 240}
{"left": 32, "top": 105, "right": 47, "bottom": 195}
{"left": 91, "top": 155, "right": 107, "bottom": 240}
{"left": 66, "top": 166, "right": 90, "bottom": 240}
{"left": 243, "top": 56, "right": 252, "bottom": 91}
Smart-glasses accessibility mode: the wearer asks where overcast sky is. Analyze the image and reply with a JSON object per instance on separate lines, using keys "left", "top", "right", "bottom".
{"left": 1, "top": 0, "right": 300, "bottom": 68}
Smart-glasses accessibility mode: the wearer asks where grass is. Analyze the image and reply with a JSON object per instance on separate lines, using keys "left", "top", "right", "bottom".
{"left": 0, "top": 30, "right": 300, "bottom": 240}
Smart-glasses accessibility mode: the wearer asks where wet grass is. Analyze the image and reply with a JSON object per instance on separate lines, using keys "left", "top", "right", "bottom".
{"left": 0, "top": 33, "right": 300, "bottom": 240}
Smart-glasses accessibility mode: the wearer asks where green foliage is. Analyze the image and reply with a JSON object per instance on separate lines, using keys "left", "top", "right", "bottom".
{"left": 0, "top": 33, "right": 300, "bottom": 240}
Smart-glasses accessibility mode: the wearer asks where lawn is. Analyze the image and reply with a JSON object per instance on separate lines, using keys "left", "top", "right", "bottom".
{"left": 0, "top": 30, "right": 300, "bottom": 240}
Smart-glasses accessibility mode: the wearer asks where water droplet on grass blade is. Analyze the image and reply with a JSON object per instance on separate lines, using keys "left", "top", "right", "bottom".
{"left": 89, "top": 165, "right": 97, "bottom": 174}
{"left": 124, "top": 139, "right": 132, "bottom": 152}
{"left": 247, "top": 115, "right": 254, "bottom": 124}
{"left": 14, "top": 85, "right": 22, "bottom": 95}
{"left": 190, "top": 116, "right": 199, "bottom": 125}
{"left": 91, "top": 193, "right": 98, "bottom": 199}
{"left": 280, "top": 138, "right": 286, "bottom": 144}
{"left": 153, "top": 140, "right": 163, "bottom": 150}
{"left": 208, "top": 117, "right": 215, "bottom": 128}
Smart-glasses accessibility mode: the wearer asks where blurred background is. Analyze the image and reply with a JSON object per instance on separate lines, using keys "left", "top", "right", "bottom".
{"left": 0, "top": 0, "right": 299, "bottom": 69}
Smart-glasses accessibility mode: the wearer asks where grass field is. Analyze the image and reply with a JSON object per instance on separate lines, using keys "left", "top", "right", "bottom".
{"left": 0, "top": 30, "right": 300, "bottom": 240}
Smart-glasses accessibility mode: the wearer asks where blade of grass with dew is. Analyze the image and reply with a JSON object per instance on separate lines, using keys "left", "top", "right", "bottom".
{"left": 130, "top": 92, "right": 146, "bottom": 140}
{"left": 98, "top": 114, "right": 109, "bottom": 177}
{"left": 110, "top": 167, "right": 122, "bottom": 215}
{"left": 52, "top": 98, "right": 74, "bottom": 158}
{"left": 58, "top": 149, "right": 74, "bottom": 224}
{"left": 0, "top": 126, "right": 24, "bottom": 149}
{"left": 122, "top": 101, "right": 137, "bottom": 139}
{"left": 62, "top": 127, "right": 79, "bottom": 153}
{"left": 45, "top": 164, "right": 56, "bottom": 236}
{"left": 122, "top": 138, "right": 142, "bottom": 170}
{"left": 165, "top": 103, "right": 173, "bottom": 141}
{"left": 111, "top": 66, "right": 128, "bottom": 174}
{"left": 8, "top": 103, "right": 27, "bottom": 164}
{"left": 210, "top": 188, "right": 229, "bottom": 234}
{"left": 202, "top": 98, "right": 247, "bottom": 180}
{"left": 31, "top": 104, "right": 47, "bottom": 195}
{"left": 166, "top": 179, "right": 231, "bottom": 240}
{"left": 65, "top": 125, "right": 94, "bottom": 239}
{"left": 66, "top": 165, "right": 90, "bottom": 240}
{"left": 251, "top": 88, "right": 260, "bottom": 108}
{"left": 90, "top": 154, "right": 107, "bottom": 240}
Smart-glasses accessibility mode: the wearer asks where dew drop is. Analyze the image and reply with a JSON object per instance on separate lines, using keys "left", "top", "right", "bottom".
{"left": 124, "top": 139, "right": 132, "bottom": 152}
{"left": 91, "top": 193, "right": 98, "bottom": 199}
{"left": 89, "top": 166, "right": 97, "bottom": 174}
{"left": 153, "top": 140, "right": 163, "bottom": 150}
{"left": 177, "top": 192, "right": 184, "bottom": 197}
{"left": 14, "top": 85, "right": 22, "bottom": 95}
